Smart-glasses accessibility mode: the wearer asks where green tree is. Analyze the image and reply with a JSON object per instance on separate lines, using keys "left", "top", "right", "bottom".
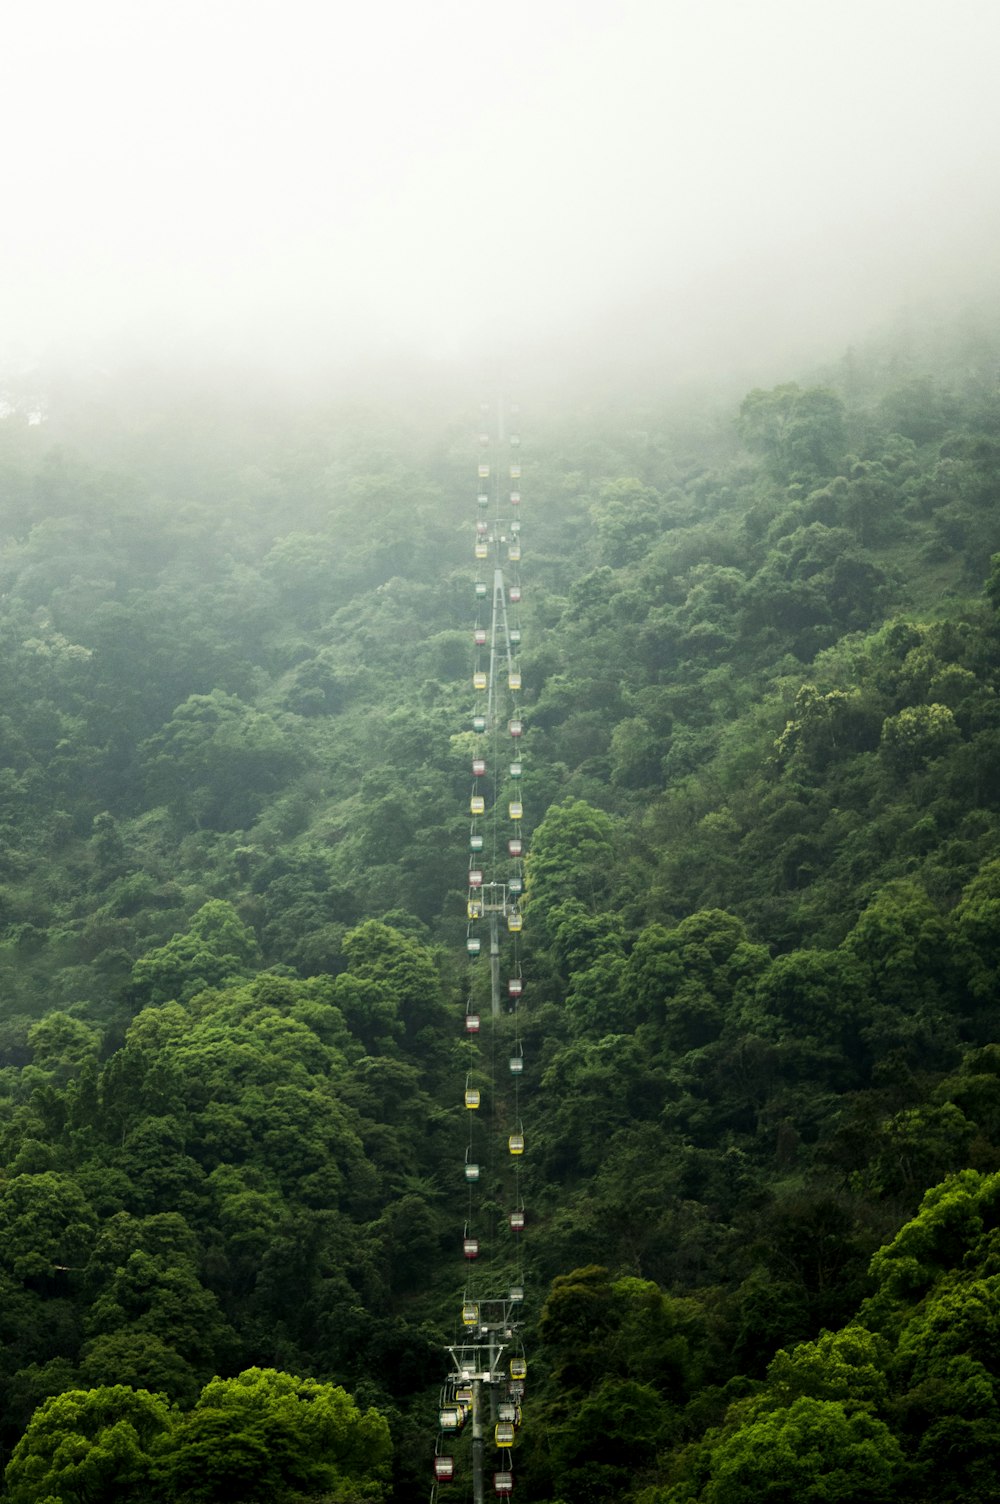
{"left": 129, "top": 901, "right": 261, "bottom": 1006}
{"left": 525, "top": 798, "right": 620, "bottom": 917}
{"left": 4, "top": 1384, "right": 176, "bottom": 1504}
{"left": 0, "top": 1172, "right": 98, "bottom": 1279}
{"left": 700, "top": 1395, "right": 903, "bottom": 1502}
{"left": 164, "top": 1367, "right": 392, "bottom": 1503}
{"left": 739, "top": 384, "right": 847, "bottom": 482}
{"left": 879, "top": 702, "right": 961, "bottom": 776}
{"left": 139, "top": 691, "right": 306, "bottom": 829}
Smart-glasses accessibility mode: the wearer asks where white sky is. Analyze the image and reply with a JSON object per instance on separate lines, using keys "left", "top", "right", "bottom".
{"left": 1, "top": 0, "right": 998, "bottom": 368}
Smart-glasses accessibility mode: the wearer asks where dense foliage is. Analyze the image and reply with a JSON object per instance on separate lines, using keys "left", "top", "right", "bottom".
{"left": 0, "top": 311, "right": 999, "bottom": 1498}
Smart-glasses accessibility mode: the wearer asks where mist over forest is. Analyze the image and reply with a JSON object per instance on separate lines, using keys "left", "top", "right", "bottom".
{"left": 2, "top": 2, "right": 1000, "bottom": 1500}
{"left": 0, "top": 292, "right": 999, "bottom": 1502}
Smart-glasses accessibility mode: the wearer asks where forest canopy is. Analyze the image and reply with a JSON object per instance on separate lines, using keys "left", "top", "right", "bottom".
{"left": 0, "top": 310, "right": 1000, "bottom": 1498}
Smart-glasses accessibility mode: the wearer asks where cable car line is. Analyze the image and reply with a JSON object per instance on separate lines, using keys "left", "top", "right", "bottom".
{"left": 433, "top": 401, "right": 528, "bottom": 1503}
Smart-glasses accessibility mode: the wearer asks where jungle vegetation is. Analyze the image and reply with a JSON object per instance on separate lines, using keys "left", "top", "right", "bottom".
{"left": 0, "top": 311, "right": 1000, "bottom": 1500}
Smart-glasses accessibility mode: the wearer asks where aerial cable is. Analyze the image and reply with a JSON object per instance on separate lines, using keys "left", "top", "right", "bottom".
{"left": 436, "top": 399, "right": 528, "bottom": 1502}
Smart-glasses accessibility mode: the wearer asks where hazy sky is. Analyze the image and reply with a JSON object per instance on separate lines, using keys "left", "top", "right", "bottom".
{"left": 2, "top": 0, "right": 998, "bottom": 370}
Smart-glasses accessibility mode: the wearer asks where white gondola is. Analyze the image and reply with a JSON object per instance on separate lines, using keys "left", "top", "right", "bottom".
{"left": 494, "top": 1470, "right": 514, "bottom": 1494}
{"left": 472, "top": 714, "right": 487, "bottom": 732}
{"left": 467, "top": 936, "right": 481, "bottom": 955}
{"left": 478, "top": 491, "right": 489, "bottom": 507}
{"left": 434, "top": 1456, "right": 455, "bottom": 1480}
{"left": 509, "top": 585, "right": 522, "bottom": 603}
{"left": 508, "top": 977, "right": 523, "bottom": 997}
{"left": 474, "top": 628, "right": 487, "bottom": 646}
{"left": 470, "top": 833, "right": 484, "bottom": 852}
{"left": 509, "top": 628, "right": 522, "bottom": 646}
{"left": 508, "top": 837, "right": 523, "bottom": 856}
{"left": 510, "top": 490, "right": 521, "bottom": 505}
{"left": 509, "top": 1209, "right": 525, "bottom": 1231}
{"left": 509, "top": 876, "right": 523, "bottom": 896}
{"left": 475, "top": 580, "right": 488, "bottom": 598}
{"left": 477, "top": 519, "right": 489, "bottom": 536}
{"left": 465, "top": 1154, "right": 480, "bottom": 1182}
{"left": 468, "top": 869, "right": 483, "bottom": 887}
{"left": 508, "top": 718, "right": 523, "bottom": 738}
{"left": 509, "top": 1053, "right": 524, "bottom": 1075}
{"left": 509, "top": 760, "right": 522, "bottom": 778}
{"left": 509, "top": 1284, "right": 524, "bottom": 1302}
{"left": 440, "top": 1407, "right": 462, "bottom": 1430}
{"left": 463, "top": 1235, "right": 480, "bottom": 1259}
{"left": 465, "top": 1012, "right": 481, "bottom": 1033}
{"left": 472, "top": 757, "right": 486, "bottom": 776}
